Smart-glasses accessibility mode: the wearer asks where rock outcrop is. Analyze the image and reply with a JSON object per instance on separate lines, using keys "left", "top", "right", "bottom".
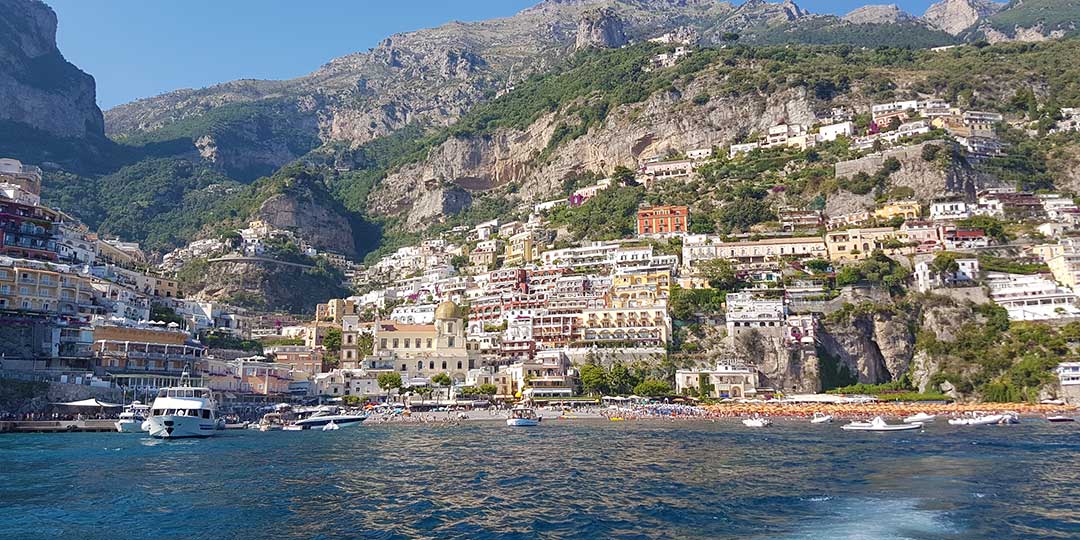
{"left": 922, "top": 0, "right": 1002, "bottom": 35}
{"left": 827, "top": 141, "right": 1000, "bottom": 216}
{"left": 373, "top": 84, "right": 819, "bottom": 229}
{"left": 843, "top": 4, "right": 914, "bottom": 25}
{"left": 254, "top": 183, "right": 358, "bottom": 258}
{"left": 576, "top": 7, "right": 628, "bottom": 49}
{"left": 0, "top": 0, "right": 104, "bottom": 138}
{"left": 817, "top": 307, "right": 916, "bottom": 385}
{"left": 184, "top": 259, "right": 347, "bottom": 314}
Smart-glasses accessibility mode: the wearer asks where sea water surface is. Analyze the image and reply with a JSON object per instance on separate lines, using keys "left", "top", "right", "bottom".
{"left": 1, "top": 419, "right": 1078, "bottom": 540}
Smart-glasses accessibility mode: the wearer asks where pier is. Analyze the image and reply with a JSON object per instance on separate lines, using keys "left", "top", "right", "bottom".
{"left": 0, "top": 420, "right": 116, "bottom": 433}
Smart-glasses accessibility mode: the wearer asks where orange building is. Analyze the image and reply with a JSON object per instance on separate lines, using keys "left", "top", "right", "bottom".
{"left": 636, "top": 205, "right": 689, "bottom": 236}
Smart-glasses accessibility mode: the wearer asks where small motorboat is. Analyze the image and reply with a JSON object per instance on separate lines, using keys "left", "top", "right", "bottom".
{"left": 321, "top": 421, "right": 340, "bottom": 431}
{"left": 506, "top": 406, "right": 541, "bottom": 426}
{"left": 949, "top": 413, "right": 1018, "bottom": 426}
{"left": 810, "top": 413, "right": 833, "bottom": 424}
{"left": 904, "top": 412, "right": 937, "bottom": 424}
{"left": 1047, "top": 415, "right": 1076, "bottom": 423}
{"left": 609, "top": 417, "right": 625, "bottom": 422}
{"left": 114, "top": 401, "right": 150, "bottom": 433}
{"left": 742, "top": 416, "right": 772, "bottom": 428}
{"left": 842, "top": 416, "right": 922, "bottom": 432}
{"left": 282, "top": 424, "right": 305, "bottom": 431}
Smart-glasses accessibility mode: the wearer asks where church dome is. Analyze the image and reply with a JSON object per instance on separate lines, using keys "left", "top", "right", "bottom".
{"left": 434, "top": 300, "right": 460, "bottom": 320}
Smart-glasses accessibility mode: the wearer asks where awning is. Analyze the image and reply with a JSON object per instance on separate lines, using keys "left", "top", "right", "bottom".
{"left": 53, "top": 398, "right": 123, "bottom": 408}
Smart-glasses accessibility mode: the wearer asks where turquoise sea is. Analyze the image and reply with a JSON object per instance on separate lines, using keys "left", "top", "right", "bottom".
{"left": 1, "top": 419, "right": 1078, "bottom": 540}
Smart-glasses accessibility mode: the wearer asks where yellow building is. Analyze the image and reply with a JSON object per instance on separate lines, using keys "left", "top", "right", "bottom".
{"left": 1047, "top": 253, "right": 1080, "bottom": 291}
{"left": 315, "top": 298, "right": 357, "bottom": 324}
{"left": 825, "top": 227, "right": 913, "bottom": 262}
{"left": 371, "top": 301, "right": 472, "bottom": 380}
{"left": 577, "top": 306, "right": 671, "bottom": 347}
{"left": 609, "top": 269, "right": 672, "bottom": 308}
{"left": 874, "top": 200, "right": 921, "bottom": 222}
{"left": 504, "top": 231, "right": 539, "bottom": 267}
{"left": 0, "top": 258, "right": 93, "bottom": 315}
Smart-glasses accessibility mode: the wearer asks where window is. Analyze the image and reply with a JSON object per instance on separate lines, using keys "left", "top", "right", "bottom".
{"left": 392, "top": 338, "right": 399, "bottom": 348}
{"left": 442, "top": 361, "right": 447, "bottom": 369}
{"left": 456, "top": 361, "right": 462, "bottom": 370}
{"left": 415, "top": 338, "right": 421, "bottom": 348}
{"left": 447, "top": 337, "right": 455, "bottom": 347}
{"left": 428, "top": 361, "right": 434, "bottom": 370}
{"left": 380, "top": 339, "right": 387, "bottom": 349}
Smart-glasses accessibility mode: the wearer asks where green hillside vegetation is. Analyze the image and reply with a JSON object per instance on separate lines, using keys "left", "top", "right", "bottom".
{"left": 981, "top": 0, "right": 1080, "bottom": 36}
{"left": 751, "top": 19, "right": 957, "bottom": 49}
{"left": 919, "top": 304, "right": 1080, "bottom": 402}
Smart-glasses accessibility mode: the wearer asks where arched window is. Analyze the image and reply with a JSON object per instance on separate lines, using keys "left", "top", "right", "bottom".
{"left": 441, "top": 361, "right": 447, "bottom": 369}
{"left": 417, "top": 361, "right": 423, "bottom": 371}
{"left": 429, "top": 361, "right": 435, "bottom": 370}
{"left": 456, "top": 361, "right": 462, "bottom": 370}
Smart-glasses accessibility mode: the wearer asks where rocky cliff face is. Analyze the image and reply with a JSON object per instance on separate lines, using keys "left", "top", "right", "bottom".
{"left": 184, "top": 260, "right": 347, "bottom": 314}
{"left": 817, "top": 309, "right": 916, "bottom": 385}
{"left": 842, "top": 4, "right": 914, "bottom": 25}
{"left": 576, "top": 7, "right": 628, "bottom": 49}
{"left": 828, "top": 141, "right": 1001, "bottom": 216}
{"left": 0, "top": 0, "right": 104, "bottom": 138}
{"left": 254, "top": 181, "right": 358, "bottom": 258}
{"left": 922, "top": 0, "right": 1002, "bottom": 35}
{"left": 372, "top": 82, "right": 820, "bottom": 229}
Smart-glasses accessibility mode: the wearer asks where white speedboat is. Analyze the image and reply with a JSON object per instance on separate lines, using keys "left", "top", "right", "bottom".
{"left": 1047, "top": 415, "right": 1076, "bottom": 423}
{"left": 742, "top": 416, "right": 772, "bottom": 428}
{"left": 293, "top": 406, "right": 366, "bottom": 429}
{"left": 842, "top": 416, "right": 922, "bottom": 432}
{"left": 506, "top": 407, "right": 540, "bottom": 426}
{"left": 321, "top": 421, "right": 340, "bottom": 431}
{"left": 114, "top": 401, "right": 150, "bottom": 433}
{"left": 904, "top": 412, "right": 937, "bottom": 424}
{"left": 948, "top": 413, "right": 1017, "bottom": 426}
{"left": 146, "top": 374, "right": 220, "bottom": 439}
{"left": 810, "top": 413, "right": 833, "bottom": 424}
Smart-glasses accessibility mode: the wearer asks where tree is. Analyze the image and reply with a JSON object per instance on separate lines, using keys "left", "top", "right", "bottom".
{"left": 930, "top": 251, "right": 960, "bottom": 276}
{"left": 698, "top": 258, "right": 742, "bottom": 291}
{"left": 633, "top": 378, "right": 672, "bottom": 397}
{"left": 611, "top": 165, "right": 637, "bottom": 185}
{"left": 476, "top": 383, "right": 498, "bottom": 396}
{"left": 450, "top": 254, "right": 468, "bottom": 269}
{"left": 358, "top": 333, "right": 374, "bottom": 357}
{"left": 432, "top": 372, "right": 453, "bottom": 400}
{"left": 377, "top": 372, "right": 403, "bottom": 402}
{"left": 608, "top": 362, "right": 636, "bottom": 395}
{"left": 323, "top": 328, "right": 342, "bottom": 353}
{"left": 579, "top": 363, "right": 609, "bottom": 396}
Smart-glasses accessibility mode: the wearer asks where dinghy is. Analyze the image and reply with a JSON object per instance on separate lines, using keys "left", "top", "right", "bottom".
{"left": 842, "top": 416, "right": 922, "bottom": 432}
{"left": 742, "top": 417, "right": 772, "bottom": 428}
{"left": 810, "top": 413, "right": 833, "bottom": 424}
{"left": 903, "top": 412, "right": 936, "bottom": 424}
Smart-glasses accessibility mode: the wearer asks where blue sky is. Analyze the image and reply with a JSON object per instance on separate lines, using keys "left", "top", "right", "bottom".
{"left": 46, "top": 0, "right": 937, "bottom": 110}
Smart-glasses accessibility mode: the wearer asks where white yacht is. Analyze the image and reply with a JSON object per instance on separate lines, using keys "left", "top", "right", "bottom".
{"left": 842, "top": 416, "right": 922, "bottom": 432}
{"left": 146, "top": 375, "right": 220, "bottom": 439}
{"left": 810, "top": 413, "right": 833, "bottom": 424}
{"left": 742, "top": 416, "right": 772, "bottom": 428}
{"left": 292, "top": 406, "right": 367, "bottom": 429}
{"left": 114, "top": 401, "right": 150, "bottom": 433}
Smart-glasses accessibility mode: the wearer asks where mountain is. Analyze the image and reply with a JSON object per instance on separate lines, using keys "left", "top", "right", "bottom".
{"left": 923, "top": 0, "right": 1004, "bottom": 35}
{"left": 972, "top": 0, "right": 1080, "bottom": 43}
{"left": 0, "top": 0, "right": 103, "bottom": 139}
{"left": 842, "top": 4, "right": 914, "bottom": 25}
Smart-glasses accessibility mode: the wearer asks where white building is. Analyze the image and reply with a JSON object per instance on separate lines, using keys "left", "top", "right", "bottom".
{"left": 985, "top": 272, "right": 1080, "bottom": 321}
{"left": 914, "top": 258, "right": 979, "bottom": 293}
{"left": 1058, "top": 362, "right": 1080, "bottom": 386}
{"left": 929, "top": 199, "right": 973, "bottom": 221}
{"left": 389, "top": 304, "right": 437, "bottom": 325}
{"left": 817, "top": 121, "right": 854, "bottom": 142}
{"left": 725, "top": 292, "right": 785, "bottom": 337}
{"left": 675, "top": 363, "right": 758, "bottom": 398}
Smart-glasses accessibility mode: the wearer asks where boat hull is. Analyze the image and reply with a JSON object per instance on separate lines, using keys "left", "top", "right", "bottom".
{"left": 506, "top": 418, "right": 539, "bottom": 426}
{"left": 114, "top": 419, "right": 145, "bottom": 433}
{"left": 294, "top": 415, "right": 366, "bottom": 429}
{"left": 146, "top": 415, "right": 218, "bottom": 439}
{"left": 842, "top": 422, "right": 922, "bottom": 432}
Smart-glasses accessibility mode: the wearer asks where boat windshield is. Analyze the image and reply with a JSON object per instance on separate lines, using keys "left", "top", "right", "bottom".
{"left": 511, "top": 409, "right": 537, "bottom": 420}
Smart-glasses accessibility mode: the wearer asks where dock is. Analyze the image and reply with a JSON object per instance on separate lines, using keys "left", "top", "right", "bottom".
{"left": 0, "top": 420, "right": 117, "bottom": 433}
